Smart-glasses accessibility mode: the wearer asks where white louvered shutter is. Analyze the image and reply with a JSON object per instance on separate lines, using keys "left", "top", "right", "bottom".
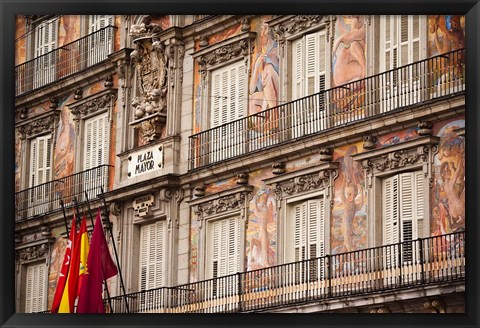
{"left": 414, "top": 170, "right": 425, "bottom": 238}
{"left": 383, "top": 175, "right": 399, "bottom": 246}
{"left": 84, "top": 112, "right": 109, "bottom": 170}
{"left": 88, "top": 15, "right": 114, "bottom": 65}
{"left": 293, "top": 202, "right": 307, "bottom": 262}
{"left": 399, "top": 172, "right": 415, "bottom": 263}
{"left": 139, "top": 221, "right": 166, "bottom": 291}
{"left": 33, "top": 18, "right": 57, "bottom": 88}
{"left": 29, "top": 135, "right": 52, "bottom": 215}
{"left": 25, "top": 263, "right": 46, "bottom": 313}
{"left": 209, "top": 62, "right": 246, "bottom": 162}
{"left": 210, "top": 217, "right": 240, "bottom": 279}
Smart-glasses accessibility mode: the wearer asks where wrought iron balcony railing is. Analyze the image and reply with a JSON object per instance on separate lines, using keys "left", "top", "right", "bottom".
{"left": 15, "top": 164, "right": 111, "bottom": 222}
{"left": 15, "top": 25, "right": 116, "bottom": 96}
{"left": 188, "top": 48, "right": 465, "bottom": 170}
{"left": 105, "top": 231, "right": 464, "bottom": 313}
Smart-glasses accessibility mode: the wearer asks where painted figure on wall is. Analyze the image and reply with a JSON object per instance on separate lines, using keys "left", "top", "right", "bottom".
{"left": 332, "top": 145, "right": 367, "bottom": 254}
{"left": 332, "top": 15, "right": 366, "bottom": 88}
{"left": 248, "top": 22, "right": 280, "bottom": 136}
{"left": 431, "top": 120, "right": 465, "bottom": 235}
{"left": 54, "top": 106, "right": 75, "bottom": 180}
{"left": 331, "top": 15, "right": 366, "bottom": 120}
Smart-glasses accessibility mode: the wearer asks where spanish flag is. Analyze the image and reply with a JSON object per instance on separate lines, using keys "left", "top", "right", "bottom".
{"left": 77, "top": 214, "right": 90, "bottom": 296}
{"left": 58, "top": 215, "right": 82, "bottom": 313}
{"left": 51, "top": 215, "right": 77, "bottom": 313}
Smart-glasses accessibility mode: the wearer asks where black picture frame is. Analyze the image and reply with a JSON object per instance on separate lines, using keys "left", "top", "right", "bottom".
{"left": 1, "top": 1, "right": 479, "bottom": 327}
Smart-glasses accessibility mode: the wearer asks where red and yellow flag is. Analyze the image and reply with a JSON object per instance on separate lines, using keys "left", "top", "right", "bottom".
{"left": 51, "top": 215, "right": 77, "bottom": 313}
{"left": 77, "top": 214, "right": 90, "bottom": 296}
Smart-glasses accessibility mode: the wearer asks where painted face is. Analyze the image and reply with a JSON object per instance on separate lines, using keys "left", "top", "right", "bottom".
{"left": 345, "top": 185, "right": 356, "bottom": 202}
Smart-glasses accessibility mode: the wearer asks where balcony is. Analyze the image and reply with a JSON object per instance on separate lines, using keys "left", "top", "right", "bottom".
{"left": 188, "top": 48, "right": 465, "bottom": 170}
{"left": 106, "top": 232, "right": 464, "bottom": 313}
{"left": 15, "top": 25, "right": 116, "bottom": 96}
{"left": 15, "top": 165, "right": 111, "bottom": 222}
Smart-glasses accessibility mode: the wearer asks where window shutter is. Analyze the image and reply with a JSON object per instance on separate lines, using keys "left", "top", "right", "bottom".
{"left": 30, "top": 135, "right": 52, "bottom": 188}
{"left": 383, "top": 175, "right": 399, "bottom": 246}
{"left": 139, "top": 221, "right": 166, "bottom": 291}
{"left": 399, "top": 172, "right": 415, "bottom": 243}
{"left": 292, "top": 38, "right": 304, "bottom": 99}
{"left": 306, "top": 33, "right": 317, "bottom": 96}
{"left": 293, "top": 202, "right": 307, "bottom": 262}
{"left": 210, "top": 217, "right": 239, "bottom": 279}
{"left": 84, "top": 112, "right": 109, "bottom": 170}
{"left": 414, "top": 170, "right": 425, "bottom": 238}
{"left": 25, "top": 263, "right": 46, "bottom": 313}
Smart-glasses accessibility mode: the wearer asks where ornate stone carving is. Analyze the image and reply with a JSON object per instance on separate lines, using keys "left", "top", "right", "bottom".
{"left": 424, "top": 299, "right": 446, "bottom": 313}
{"left": 372, "top": 149, "right": 427, "bottom": 172}
{"left": 19, "top": 108, "right": 28, "bottom": 120}
{"left": 74, "top": 88, "right": 83, "bottom": 100}
{"left": 49, "top": 97, "right": 59, "bottom": 109}
{"left": 17, "top": 244, "right": 48, "bottom": 262}
{"left": 241, "top": 18, "right": 251, "bottom": 32}
{"left": 17, "top": 112, "right": 59, "bottom": 139}
{"left": 70, "top": 91, "right": 116, "bottom": 121}
{"left": 199, "top": 36, "right": 209, "bottom": 48}
{"left": 362, "top": 135, "right": 377, "bottom": 150}
{"left": 418, "top": 121, "right": 433, "bottom": 136}
{"left": 194, "top": 193, "right": 248, "bottom": 219}
{"left": 198, "top": 41, "right": 252, "bottom": 77}
{"left": 273, "top": 15, "right": 325, "bottom": 42}
{"left": 236, "top": 173, "right": 249, "bottom": 185}
{"left": 272, "top": 162, "right": 286, "bottom": 175}
{"left": 193, "top": 184, "right": 206, "bottom": 197}
{"left": 129, "top": 17, "right": 169, "bottom": 143}
{"left": 272, "top": 169, "right": 337, "bottom": 198}
{"left": 104, "top": 75, "right": 114, "bottom": 88}
{"left": 319, "top": 148, "right": 333, "bottom": 162}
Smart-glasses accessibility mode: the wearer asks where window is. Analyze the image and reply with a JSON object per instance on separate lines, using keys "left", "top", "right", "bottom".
{"left": 383, "top": 171, "right": 425, "bottom": 263}
{"left": 84, "top": 111, "right": 109, "bottom": 170}
{"left": 139, "top": 221, "right": 167, "bottom": 291}
{"left": 88, "top": 15, "right": 114, "bottom": 66}
{"left": 291, "top": 30, "right": 328, "bottom": 136}
{"left": 287, "top": 198, "right": 326, "bottom": 281}
{"left": 25, "top": 263, "right": 47, "bottom": 313}
{"left": 206, "top": 216, "right": 241, "bottom": 297}
{"left": 33, "top": 17, "right": 58, "bottom": 88}
{"left": 209, "top": 61, "right": 247, "bottom": 161}
{"left": 29, "top": 134, "right": 52, "bottom": 216}
{"left": 379, "top": 15, "right": 426, "bottom": 111}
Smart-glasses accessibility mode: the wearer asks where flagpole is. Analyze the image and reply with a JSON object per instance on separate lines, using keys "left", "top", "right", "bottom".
{"left": 100, "top": 187, "right": 130, "bottom": 313}
{"left": 84, "top": 191, "right": 114, "bottom": 313}
{"left": 60, "top": 200, "right": 69, "bottom": 236}
{"left": 72, "top": 197, "right": 81, "bottom": 231}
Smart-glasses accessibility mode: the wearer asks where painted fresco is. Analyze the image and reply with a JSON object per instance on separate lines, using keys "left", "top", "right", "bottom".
{"left": 428, "top": 16, "right": 465, "bottom": 95}
{"left": 204, "top": 178, "right": 237, "bottom": 195}
{"left": 428, "top": 15, "right": 465, "bottom": 57}
{"left": 47, "top": 237, "right": 67, "bottom": 309}
{"left": 377, "top": 126, "right": 420, "bottom": 148}
{"left": 58, "top": 16, "right": 81, "bottom": 47}
{"left": 431, "top": 118, "right": 465, "bottom": 236}
{"left": 248, "top": 19, "right": 280, "bottom": 149}
{"left": 54, "top": 103, "right": 75, "bottom": 181}
{"left": 331, "top": 15, "right": 366, "bottom": 122}
{"left": 189, "top": 218, "right": 199, "bottom": 282}
{"left": 246, "top": 169, "right": 277, "bottom": 271}
{"left": 332, "top": 143, "right": 367, "bottom": 255}
{"left": 209, "top": 24, "right": 241, "bottom": 45}
{"left": 14, "top": 131, "right": 22, "bottom": 192}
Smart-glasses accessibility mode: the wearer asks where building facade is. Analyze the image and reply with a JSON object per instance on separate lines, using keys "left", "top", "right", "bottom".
{"left": 14, "top": 15, "right": 465, "bottom": 313}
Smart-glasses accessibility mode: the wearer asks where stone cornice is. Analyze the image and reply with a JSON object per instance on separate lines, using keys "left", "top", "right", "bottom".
{"left": 268, "top": 15, "right": 327, "bottom": 41}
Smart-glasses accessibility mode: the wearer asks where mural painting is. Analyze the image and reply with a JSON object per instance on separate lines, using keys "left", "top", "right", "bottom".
{"left": 47, "top": 237, "right": 67, "bottom": 309}
{"left": 53, "top": 104, "right": 75, "bottom": 181}
{"left": 14, "top": 131, "right": 22, "bottom": 192}
{"left": 331, "top": 15, "right": 366, "bottom": 123}
{"left": 377, "top": 126, "right": 420, "bottom": 148}
{"left": 248, "top": 18, "right": 280, "bottom": 149}
{"left": 431, "top": 119, "right": 465, "bottom": 236}
{"left": 428, "top": 15, "right": 465, "bottom": 95}
{"left": 15, "top": 16, "right": 27, "bottom": 65}
{"left": 331, "top": 143, "right": 367, "bottom": 255}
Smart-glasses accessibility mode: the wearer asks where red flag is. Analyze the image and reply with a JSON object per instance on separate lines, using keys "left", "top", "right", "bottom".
{"left": 51, "top": 215, "right": 77, "bottom": 313}
{"left": 76, "top": 209, "right": 118, "bottom": 313}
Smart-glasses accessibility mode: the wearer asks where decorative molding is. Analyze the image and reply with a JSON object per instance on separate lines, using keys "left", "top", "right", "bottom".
{"left": 104, "top": 75, "right": 114, "bottom": 88}
{"left": 353, "top": 135, "right": 440, "bottom": 188}
{"left": 319, "top": 148, "right": 334, "bottom": 162}
{"left": 236, "top": 173, "right": 249, "bottom": 185}
{"left": 190, "top": 185, "right": 254, "bottom": 223}
{"left": 272, "top": 162, "right": 286, "bottom": 175}
{"left": 362, "top": 135, "right": 377, "bottom": 150}
{"left": 17, "top": 110, "right": 60, "bottom": 140}
{"left": 16, "top": 242, "right": 50, "bottom": 263}
{"left": 68, "top": 89, "right": 117, "bottom": 122}
{"left": 264, "top": 162, "right": 339, "bottom": 206}
{"left": 193, "top": 184, "right": 206, "bottom": 197}
{"left": 417, "top": 121, "right": 433, "bottom": 136}
{"left": 192, "top": 32, "right": 256, "bottom": 85}
{"left": 129, "top": 15, "right": 163, "bottom": 41}
{"left": 424, "top": 299, "right": 447, "bottom": 313}
{"left": 74, "top": 88, "right": 83, "bottom": 100}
